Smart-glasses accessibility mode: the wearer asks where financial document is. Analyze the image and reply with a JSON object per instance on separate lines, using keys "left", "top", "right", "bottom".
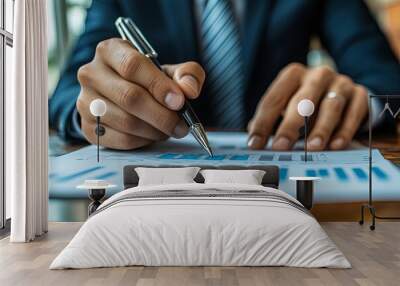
{"left": 49, "top": 132, "right": 400, "bottom": 203}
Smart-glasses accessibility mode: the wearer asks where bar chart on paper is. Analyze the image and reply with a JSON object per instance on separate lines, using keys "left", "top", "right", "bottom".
{"left": 49, "top": 132, "right": 400, "bottom": 202}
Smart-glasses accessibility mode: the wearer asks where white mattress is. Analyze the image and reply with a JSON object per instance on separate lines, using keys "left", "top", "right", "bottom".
{"left": 50, "top": 183, "right": 350, "bottom": 269}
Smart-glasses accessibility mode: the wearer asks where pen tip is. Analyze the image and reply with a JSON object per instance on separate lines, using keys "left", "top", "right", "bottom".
{"left": 206, "top": 147, "right": 214, "bottom": 158}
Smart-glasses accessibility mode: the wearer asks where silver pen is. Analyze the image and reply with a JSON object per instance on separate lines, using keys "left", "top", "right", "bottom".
{"left": 115, "top": 17, "right": 213, "bottom": 157}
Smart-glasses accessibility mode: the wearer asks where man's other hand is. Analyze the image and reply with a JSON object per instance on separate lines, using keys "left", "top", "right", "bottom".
{"left": 247, "top": 63, "right": 368, "bottom": 151}
{"left": 77, "top": 38, "right": 205, "bottom": 150}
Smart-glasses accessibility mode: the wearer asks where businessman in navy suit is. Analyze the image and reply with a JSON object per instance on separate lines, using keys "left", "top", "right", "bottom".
{"left": 50, "top": 0, "right": 400, "bottom": 151}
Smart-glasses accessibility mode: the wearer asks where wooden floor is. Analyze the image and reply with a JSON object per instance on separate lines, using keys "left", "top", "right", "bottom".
{"left": 1, "top": 222, "right": 400, "bottom": 286}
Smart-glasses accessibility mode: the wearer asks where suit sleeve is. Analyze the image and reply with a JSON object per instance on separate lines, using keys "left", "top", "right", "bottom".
{"left": 49, "top": 0, "right": 121, "bottom": 141}
{"left": 318, "top": 0, "right": 400, "bottom": 126}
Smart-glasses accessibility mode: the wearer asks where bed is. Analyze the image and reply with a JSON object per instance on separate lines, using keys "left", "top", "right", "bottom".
{"left": 50, "top": 165, "right": 350, "bottom": 269}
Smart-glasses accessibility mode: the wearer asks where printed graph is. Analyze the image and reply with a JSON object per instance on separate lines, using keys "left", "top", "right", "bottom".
{"left": 49, "top": 164, "right": 389, "bottom": 185}
{"left": 156, "top": 152, "right": 368, "bottom": 163}
{"left": 48, "top": 133, "right": 400, "bottom": 202}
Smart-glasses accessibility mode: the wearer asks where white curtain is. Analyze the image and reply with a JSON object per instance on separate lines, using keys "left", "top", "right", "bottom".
{"left": 7, "top": 0, "right": 48, "bottom": 242}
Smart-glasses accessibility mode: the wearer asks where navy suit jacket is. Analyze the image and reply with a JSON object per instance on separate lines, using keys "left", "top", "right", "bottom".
{"left": 50, "top": 0, "right": 400, "bottom": 140}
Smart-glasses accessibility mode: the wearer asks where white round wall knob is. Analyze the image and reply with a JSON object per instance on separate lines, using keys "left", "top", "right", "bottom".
{"left": 297, "top": 99, "right": 315, "bottom": 117}
{"left": 90, "top": 99, "right": 107, "bottom": 117}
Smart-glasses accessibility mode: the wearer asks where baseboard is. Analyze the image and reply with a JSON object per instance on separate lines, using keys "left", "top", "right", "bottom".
{"left": 312, "top": 201, "right": 400, "bottom": 221}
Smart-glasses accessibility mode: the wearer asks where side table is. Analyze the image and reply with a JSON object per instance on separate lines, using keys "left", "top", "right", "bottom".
{"left": 77, "top": 180, "right": 116, "bottom": 216}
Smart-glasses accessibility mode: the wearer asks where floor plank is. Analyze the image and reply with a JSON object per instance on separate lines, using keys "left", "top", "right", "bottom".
{"left": 0, "top": 222, "right": 399, "bottom": 286}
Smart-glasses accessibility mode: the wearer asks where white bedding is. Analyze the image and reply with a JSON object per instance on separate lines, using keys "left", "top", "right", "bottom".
{"left": 50, "top": 183, "right": 350, "bottom": 269}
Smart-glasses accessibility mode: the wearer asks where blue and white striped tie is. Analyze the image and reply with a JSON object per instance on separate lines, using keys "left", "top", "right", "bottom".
{"left": 201, "top": 0, "right": 245, "bottom": 128}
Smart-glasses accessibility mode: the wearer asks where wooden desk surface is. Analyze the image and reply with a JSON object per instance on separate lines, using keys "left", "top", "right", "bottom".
{"left": 367, "top": 137, "right": 400, "bottom": 164}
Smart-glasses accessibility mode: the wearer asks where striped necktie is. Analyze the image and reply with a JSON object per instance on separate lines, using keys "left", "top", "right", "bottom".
{"left": 201, "top": 0, "right": 245, "bottom": 129}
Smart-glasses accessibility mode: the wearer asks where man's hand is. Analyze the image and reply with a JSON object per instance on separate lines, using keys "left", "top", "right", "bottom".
{"left": 77, "top": 38, "right": 205, "bottom": 150}
{"left": 247, "top": 63, "right": 368, "bottom": 151}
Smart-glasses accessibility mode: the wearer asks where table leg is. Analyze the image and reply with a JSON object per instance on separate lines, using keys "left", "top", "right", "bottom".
{"left": 88, "top": 188, "right": 106, "bottom": 216}
{"left": 296, "top": 181, "right": 314, "bottom": 210}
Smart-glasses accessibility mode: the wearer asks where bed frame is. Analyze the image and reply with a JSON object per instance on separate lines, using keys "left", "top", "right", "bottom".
{"left": 123, "top": 165, "right": 280, "bottom": 189}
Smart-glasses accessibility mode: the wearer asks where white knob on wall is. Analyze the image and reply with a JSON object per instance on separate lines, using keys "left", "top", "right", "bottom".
{"left": 297, "top": 99, "right": 315, "bottom": 117}
{"left": 90, "top": 99, "right": 107, "bottom": 117}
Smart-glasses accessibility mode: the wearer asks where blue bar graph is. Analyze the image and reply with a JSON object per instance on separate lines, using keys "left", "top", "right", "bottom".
{"left": 352, "top": 168, "right": 368, "bottom": 181}
{"left": 334, "top": 167, "right": 349, "bottom": 182}
{"left": 318, "top": 169, "right": 329, "bottom": 177}
{"left": 372, "top": 167, "right": 389, "bottom": 180}
{"left": 230, "top": 155, "right": 250, "bottom": 161}
{"left": 279, "top": 155, "right": 292, "bottom": 161}
{"left": 280, "top": 168, "right": 288, "bottom": 181}
{"left": 306, "top": 169, "right": 317, "bottom": 177}
{"left": 259, "top": 155, "right": 274, "bottom": 161}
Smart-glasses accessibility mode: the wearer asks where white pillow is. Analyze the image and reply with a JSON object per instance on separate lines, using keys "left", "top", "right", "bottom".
{"left": 135, "top": 167, "right": 200, "bottom": 186}
{"left": 200, "top": 169, "right": 266, "bottom": 185}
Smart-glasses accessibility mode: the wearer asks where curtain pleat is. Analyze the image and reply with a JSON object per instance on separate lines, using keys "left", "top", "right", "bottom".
{"left": 8, "top": 0, "right": 48, "bottom": 242}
